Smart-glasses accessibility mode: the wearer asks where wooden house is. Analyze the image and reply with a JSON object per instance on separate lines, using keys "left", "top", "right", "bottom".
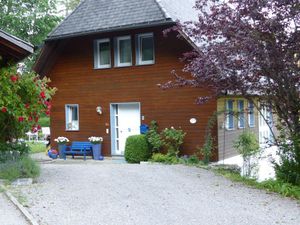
{"left": 34, "top": 0, "right": 275, "bottom": 161}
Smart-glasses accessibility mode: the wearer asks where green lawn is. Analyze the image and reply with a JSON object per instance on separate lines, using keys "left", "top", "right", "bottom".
{"left": 27, "top": 143, "right": 47, "bottom": 154}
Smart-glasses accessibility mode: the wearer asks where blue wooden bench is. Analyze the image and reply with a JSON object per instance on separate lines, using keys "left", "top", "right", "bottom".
{"left": 63, "top": 141, "right": 93, "bottom": 160}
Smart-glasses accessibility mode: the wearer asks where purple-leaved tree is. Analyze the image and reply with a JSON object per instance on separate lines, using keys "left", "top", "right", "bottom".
{"left": 163, "top": 0, "right": 300, "bottom": 184}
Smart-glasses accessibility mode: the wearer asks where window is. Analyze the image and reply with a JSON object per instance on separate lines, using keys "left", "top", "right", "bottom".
{"left": 94, "top": 39, "right": 111, "bottom": 69}
{"left": 226, "top": 100, "right": 234, "bottom": 130}
{"left": 115, "top": 36, "right": 132, "bottom": 67}
{"left": 248, "top": 101, "right": 255, "bottom": 127}
{"left": 237, "top": 100, "right": 245, "bottom": 128}
{"left": 65, "top": 104, "right": 79, "bottom": 131}
{"left": 136, "top": 33, "right": 154, "bottom": 65}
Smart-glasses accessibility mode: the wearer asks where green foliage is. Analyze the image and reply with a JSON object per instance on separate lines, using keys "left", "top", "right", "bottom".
{"left": 124, "top": 135, "right": 151, "bottom": 163}
{"left": 186, "top": 155, "right": 200, "bottom": 164}
{"left": 178, "top": 155, "right": 200, "bottom": 165}
{"left": 0, "top": 142, "right": 30, "bottom": 163}
{"left": 146, "top": 121, "right": 163, "bottom": 153}
{"left": 197, "top": 133, "right": 214, "bottom": 164}
{"left": 274, "top": 131, "right": 300, "bottom": 185}
{"left": 214, "top": 167, "right": 300, "bottom": 200}
{"left": 151, "top": 153, "right": 179, "bottom": 164}
{"left": 0, "top": 156, "right": 40, "bottom": 181}
{"left": 161, "top": 127, "right": 186, "bottom": 157}
{"left": 233, "top": 131, "right": 260, "bottom": 159}
{"left": 0, "top": 66, "right": 56, "bottom": 142}
{"left": 0, "top": 0, "right": 62, "bottom": 69}
{"left": 38, "top": 116, "right": 50, "bottom": 127}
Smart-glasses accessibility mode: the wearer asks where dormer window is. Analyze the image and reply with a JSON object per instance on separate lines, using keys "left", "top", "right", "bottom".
{"left": 94, "top": 38, "right": 111, "bottom": 69}
{"left": 115, "top": 36, "right": 132, "bottom": 67}
{"left": 136, "top": 33, "right": 154, "bottom": 65}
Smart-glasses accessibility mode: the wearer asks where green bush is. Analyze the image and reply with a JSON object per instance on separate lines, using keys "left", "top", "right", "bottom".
{"left": 197, "top": 133, "right": 214, "bottom": 164}
{"left": 233, "top": 131, "right": 260, "bottom": 158}
{"left": 151, "top": 153, "right": 179, "bottom": 164}
{"left": 187, "top": 155, "right": 200, "bottom": 164}
{"left": 161, "top": 127, "right": 186, "bottom": 157}
{"left": 0, "top": 142, "right": 30, "bottom": 163}
{"left": 0, "top": 156, "right": 40, "bottom": 181}
{"left": 275, "top": 156, "right": 300, "bottom": 185}
{"left": 146, "top": 121, "right": 163, "bottom": 153}
{"left": 124, "top": 135, "right": 151, "bottom": 163}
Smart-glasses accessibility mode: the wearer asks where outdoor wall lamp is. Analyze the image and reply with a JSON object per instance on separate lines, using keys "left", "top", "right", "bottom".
{"left": 96, "top": 106, "right": 102, "bottom": 115}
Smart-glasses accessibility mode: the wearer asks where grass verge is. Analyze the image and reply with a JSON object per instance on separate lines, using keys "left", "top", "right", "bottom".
{"left": 214, "top": 167, "right": 300, "bottom": 201}
{"left": 0, "top": 157, "right": 40, "bottom": 182}
{"left": 27, "top": 143, "right": 46, "bottom": 154}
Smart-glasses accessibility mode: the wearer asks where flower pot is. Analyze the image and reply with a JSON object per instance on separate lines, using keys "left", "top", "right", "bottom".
{"left": 92, "top": 143, "right": 103, "bottom": 160}
{"left": 58, "top": 144, "right": 66, "bottom": 159}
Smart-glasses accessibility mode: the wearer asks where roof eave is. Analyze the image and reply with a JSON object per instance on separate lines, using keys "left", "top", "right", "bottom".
{"left": 0, "top": 30, "right": 34, "bottom": 54}
{"left": 45, "top": 19, "right": 175, "bottom": 41}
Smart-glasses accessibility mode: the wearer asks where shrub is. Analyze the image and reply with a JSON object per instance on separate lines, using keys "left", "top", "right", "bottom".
{"left": 124, "top": 135, "right": 151, "bottom": 163}
{"left": 0, "top": 156, "right": 40, "bottom": 181}
{"left": 146, "top": 121, "right": 163, "bottom": 153}
{"left": 151, "top": 153, "right": 178, "bottom": 164}
{"left": 274, "top": 123, "right": 300, "bottom": 186}
{"left": 233, "top": 131, "right": 260, "bottom": 177}
{"left": 0, "top": 142, "right": 30, "bottom": 163}
{"left": 161, "top": 127, "right": 186, "bottom": 157}
{"left": 197, "top": 133, "right": 214, "bottom": 164}
{"left": 187, "top": 155, "right": 200, "bottom": 164}
{"left": 233, "top": 131, "right": 260, "bottom": 158}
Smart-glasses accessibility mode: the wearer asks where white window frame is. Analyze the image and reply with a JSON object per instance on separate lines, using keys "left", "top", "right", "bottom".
{"left": 248, "top": 101, "right": 255, "bottom": 128}
{"left": 65, "top": 104, "right": 79, "bottom": 131}
{"left": 136, "top": 33, "right": 155, "bottom": 65}
{"left": 225, "top": 99, "right": 234, "bottom": 130}
{"left": 94, "top": 38, "right": 111, "bottom": 69}
{"left": 115, "top": 36, "right": 132, "bottom": 67}
{"left": 237, "top": 100, "right": 245, "bottom": 129}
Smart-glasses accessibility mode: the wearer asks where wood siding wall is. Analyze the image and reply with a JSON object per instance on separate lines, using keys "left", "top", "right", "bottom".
{"left": 47, "top": 26, "right": 218, "bottom": 159}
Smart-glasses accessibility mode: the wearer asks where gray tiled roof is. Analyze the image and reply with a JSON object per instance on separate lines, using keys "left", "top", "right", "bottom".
{"left": 48, "top": 0, "right": 197, "bottom": 40}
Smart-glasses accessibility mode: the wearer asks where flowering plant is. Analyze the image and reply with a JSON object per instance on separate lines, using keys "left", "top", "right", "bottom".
{"left": 54, "top": 136, "right": 69, "bottom": 144}
{"left": 88, "top": 136, "right": 103, "bottom": 144}
{"left": 0, "top": 66, "right": 56, "bottom": 142}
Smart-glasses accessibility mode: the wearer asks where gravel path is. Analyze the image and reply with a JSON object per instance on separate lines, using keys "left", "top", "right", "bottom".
{"left": 0, "top": 193, "right": 29, "bottom": 225}
{"left": 18, "top": 163, "right": 300, "bottom": 225}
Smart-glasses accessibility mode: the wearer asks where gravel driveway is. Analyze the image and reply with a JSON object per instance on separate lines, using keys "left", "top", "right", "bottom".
{"left": 17, "top": 162, "right": 300, "bottom": 225}
{"left": 0, "top": 193, "right": 29, "bottom": 225}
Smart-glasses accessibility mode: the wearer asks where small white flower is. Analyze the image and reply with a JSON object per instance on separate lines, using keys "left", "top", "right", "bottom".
{"left": 54, "top": 136, "right": 69, "bottom": 143}
{"left": 88, "top": 136, "right": 103, "bottom": 144}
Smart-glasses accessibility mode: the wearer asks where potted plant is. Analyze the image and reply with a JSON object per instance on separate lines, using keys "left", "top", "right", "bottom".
{"left": 54, "top": 136, "right": 70, "bottom": 159}
{"left": 88, "top": 136, "right": 104, "bottom": 160}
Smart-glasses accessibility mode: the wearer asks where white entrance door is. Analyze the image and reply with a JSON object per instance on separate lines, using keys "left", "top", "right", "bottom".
{"left": 111, "top": 103, "right": 140, "bottom": 155}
